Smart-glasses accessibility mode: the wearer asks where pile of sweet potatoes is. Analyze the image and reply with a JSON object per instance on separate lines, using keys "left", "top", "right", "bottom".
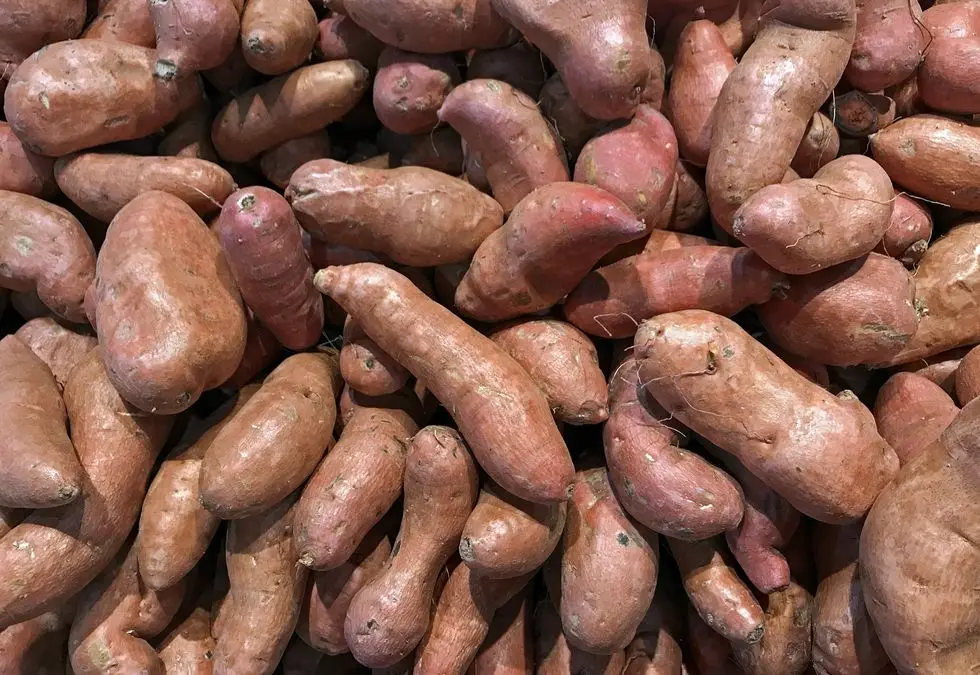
{"left": 0, "top": 0, "right": 977, "bottom": 673}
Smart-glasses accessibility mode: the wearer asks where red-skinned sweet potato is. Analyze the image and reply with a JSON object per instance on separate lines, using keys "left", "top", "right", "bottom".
{"left": 374, "top": 48, "right": 460, "bottom": 135}
{"left": 0, "top": 122, "right": 56, "bottom": 197}
{"left": 919, "top": 1, "right": 980, "bottom": 114}
{"left": 956, "top": 345, "right": 980, "bottom": 406}
{"left": 466, "top": 42, "right": 547, "bottom": 98}
{"left": 0, "top": 607, "right": 72, "bottom": 674}
{"left": 874, "top": 192, "right": 932, "bottom": 267}
{"left": 466, "top": 591, "right": 532, "bottom": 675}
{"left": 315, "top": 264, "right": 574, "bottom": 503}
{"left": 150, "top": 0, "right": 242, "bottom": 77}
{"left": 259, "top": 131, "right": 332, "bottom": 189}
{"left": 534, "top": 599, "right": 627, "bottom": 675}
{"left": 240, "top": 0, "right": 317, "bottom": 75}
{"left": 732, "top": 581, "right": 813, "bottom": 675}
{"left": 158, "top": 604, "right": 216, "bottom": 675}
{"left": 14, "top": 317, "right": 96, "bottom": 391}
{"left": 791, "top": 112, "right": 840, "bottom": 178}
{"left": 81, "top": 0, "right": 155, "bottom": 46}
{"left": 873, "top": 372, "right": 959, "bottom": 466}
{"left": 316, "top": 13, "right": 384, "bottom": 66}
{"left": 846, "top": 0, "right": 926, "bottom": 91}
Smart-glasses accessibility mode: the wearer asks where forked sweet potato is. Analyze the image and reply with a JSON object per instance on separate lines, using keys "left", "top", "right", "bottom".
{"left": 732, "top": 581, "right": 813, "bottom": 675}
{"left": 873, "top": 372, "right": 959, "bottom": 466}
{"left": 259, "top": 131, "right": 332, "bottom": 189}
{"left": 240, "top": 0, "right": 317, "bottom": 75}
{"left": 150, "top": 0, "right": 242, "bottom": 77}
{"left": 534, "top": 599, "right": 626, "bottom": 675}
{"left": 374, "top": 48, "right": 460, "bottom": 135}
{"left": 919, "top": 2, "right": 980, "bottom": 114}
{"left": 14, "top": 317, "right": 96, "bottom": 391}
{"left": 874, "top": 192, "right": 932, "bottom": 267}
{"left": 846, "top": 0, "right": 926, "bottom": 91}
{"left": 81, "top": 0, "right": 155, "bottom": 47}
{"left": 0, "top": 122, "right": 56, "bottom": 197}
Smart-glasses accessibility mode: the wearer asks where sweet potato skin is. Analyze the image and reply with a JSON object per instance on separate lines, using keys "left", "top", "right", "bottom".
{"left": 340, "top": 317, "right": 410, "bottom": 396}
{"left": 956, "top": 345, "right": 980, "bottom": 406}
{"left": 466, "top": 591, "right": 532, "bottom": 675}
{"left": 157, "top": 606, "right": 216, "bottom": 675}
{"left": 791, "top": 112, "right": 840, "bottom": 178}
{"left": 635, "top": 310, "right": 899, "bottom": 523}
{"left": 0, "top": 0, "right": 86, "bottom": 75}
{"left": 240, "top": 0, "right": 317, "bottom": 75}
{"left": 94, "top": 191, "right": 246, "bottom": 414}
{"left": 467, "top": 42, "right": 547, "bottom": 98}
{"left": 316, "top": 13, "right": 384, "bottom": 65}
{"left": 214, "top": 187, "right": 324, "bottom": 350}
{"left": 159, "top": 103, "right": 219, "bottom": 162}
{"left": 918, "top": 2, "right": 980, "bottom": 114}
{"left": 846, "top": 0, "right": 926, "bottom": 91}
{"left": 259, "top": 131, "right": 331, "bottom": 189}
{"left": 0, "top": 122, "right": 56, "bottom": 197}
{"left": 316, "top": 264, "right": 574, "bottom": 504}
{"left": 534, "top": 599, "right": 627, "bottom": 675}
{"left": 150, "top": 0, "right": 241, "bottom": 76}
{"left": 374, "top": 48, "right": 459, "bottom": 135}
{"left": 873, "top": 372, "right": 959, "bottom": 466}
{"left": 0, "top": 608, "right": 72, "bottom": 674}
{"left": 732, "top": 581, "right": 813, "bottom": 675}
{"left": 81, "top": 0, "right": 155, "bottom": 46}
{"left": 14, "top": 317, "right": 96, "bottom": 391}
{"left": 874, "top": 192, "right": 931, "bottom": 267}
{"left": 538, "top": 73, "right": 603, "bottom": 159}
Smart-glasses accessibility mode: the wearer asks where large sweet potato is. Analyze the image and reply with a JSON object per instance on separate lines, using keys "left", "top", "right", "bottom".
{"left": 846, "top": 0, "right": 926, "bottom": 91}
{"left": 919, "top": 1, "right": 980, "bottom": 114}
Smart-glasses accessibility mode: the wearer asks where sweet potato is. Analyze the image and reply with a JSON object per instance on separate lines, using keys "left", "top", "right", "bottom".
{"left": 0, "top": 350, "right": 172, "bottom": 628}
{"left": 374, "top": 48, "right": 459, "bottom": 135}
{"left": 466, "top": 592, "right": 532, "bottom": 675}
{"left": 240, "top": 0, "right": 317, "bottom": 75}
{"left": 846, "top": 0, "right": 925, "bottom": 91}
{"left": 604, "top": 353, "right": 744, "bottom": 540}
{"left": 622, "top": 579, "right": 685, "bottom": 675}
{"left": 316, "top": 13, "right": 384, "bottom": 65}
{"left": 294, "top": 395, "right": 417, "bottom": 570}
{"left": 150, "top": 0, "right": 242, "bottom": 77}
{"left": 829, "top": 91, "right": 896, "bottom": 138}
{"left": 298, "top": 528, "right": 391, "bottom": 654}
{"left": 667, "top": 161, "right": 710, "bottom": 232}
{"left": 288, "top": 159, "right": 502, "bottom": 266}
{"left": 873, "top": 372, "right": 959, "bottom": 467}
{"left": 333, "top": 0, "right": 510, "bottom": 53}
{"left": 538, "top": 73, "right": 603, "bottom": 159}
{"left": 791, "top": 112, "right": 840, "bottom": 178}
{"left": 956, "top": 345, "right": 980, "bottom": 406}
{"left": 874, "top": 192, "right": 931, "bottom": 267}
{"left": 157, "top": 605, "right": 216, "bottom": 675}
{"left": 211, "top": 61, "right": 369, "bottom": 163}
{"left": 564, "top": 246, "right": 785, "bottom": 339}
{"left": 0, "top": 122, "right": 56, "bottom": 197}
{"left": 667, "top": 21, "right": 735, "bottom": 167}
{"left": 379, "top": 127, "right": 465, "bottom": 174}
{"left": 731, "top": 155, "right": 894, "bottom": 274}
{"left": 467, "top": 42, "right": 547, "bottom": 98}
{"left": 0, "top": 335, "right": 81, "bottom": 509}
{"left": 316, "top": 264, "right": 574, "bottom": 503}
{"left": 14, "top": 317, "right": 96, "bottom": 391}
{"left": 870, "top": 115, "right": 980, "bottom": 211}
{"left": 214, "top": 493, "right": 308, "bottom": 675}
{"left": 259, "top": 131, "right": 332, "bottom": 189}
{"left": 705, "top": 0, "right": 856, "bottom": 231}
{"left": 551, "top": 468, "right": 658, "bottom": 653}
{"left": 875, "top": 219, "right": 980, "bottom": 364}
{"left": 345, "top": 426, "right": 479, "bottom": 668}
{"left": 224, "top": 310, "right": 282, "bottom": 388}
{"left": 731, "top": 581, "right": 813, "bottom": 675}
{"left": 918, "top": 1, "right": 980, "bottom": 114}
{"left": 81, "top": 0, "right": 155, "bottom": 46}
{"left": 459, "top": 481, "right": 565, "bottom": 579}
{"left": 159, "top": 104, "right": 219, "bottom": 162}
{"left": 574, "top": 106, "right": 678, "bottom": 229}
{"left": 0, "top": 0, "right": 85, "bottom": 79}
{"left": 685, "top": 604, "right": 734, "bottom": 675}
{"left": 55, "top": 153, "right": 235, "bottom": 222}
{"left": 534, "top": 599, "right": 627, "bottom": 675}
{"left": 68, "top": 543, "right": 185, "bottom": 674}
{"left": 4, "top": 40, "right": 199, "bottom": 157}
{"left": 0, "top": 607, "right": 72, "bottom": 674}
{"left": 635, "top": 310, "right": 899, "bottom": 523}
{"left": 0, "top": 191, "right": 96, "bottom": 323}
{"left": 860, "top": 398, "right": 980, "bottom": 674}
{"left": 340, "top": 317, "right": 411, "bottom": 396}
{"left": 492, "top": 0, "right": 651, "bottom": 120}
{"left": 669, "top": 537, "right": 765, "bottom": 643}
{"left": 896, "top": 348, "right": 967, "bottom": 395}
{"left": 214, "top": 187, "right": 324, "bottom": 350}
{"left": 438, "top": 79, "right": 568, "bottom": 212}
{"left": 94, "top": 191, "right": 246, "bottom": 414}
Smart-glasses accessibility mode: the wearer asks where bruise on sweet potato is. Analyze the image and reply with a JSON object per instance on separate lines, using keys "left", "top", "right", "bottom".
{"left": 732, "top": 581, "right": 813, "bottom": 675}
{"left": 157, "top": 604, "right": 216, "bottom": 675}
{"left": 467, "top": 42, "right": 547, "bottom": 98}
{"left": 956, "top": 345, "right": 980, "bottom": 406}
{"left": 918, "top": 2, "right": 980, "bottom": 114}
{"left": 315, "top": 13, "right": 384, "bottom": 66}
{"left": 0, "top": 122, "right": 56, "bottom": 197}
{"left": 635, "top": 310, "right": 899, "bottom": 523}
{"left": 81, "top": 0, "right": 155, "bottom": 47}
{"left": 55, "top": 153, "right": 236, "bottom": 222}
{"left": 534, "top": 598, "right": 627, "bottom": 675}
{"left": 240, "top": 0, "right": 317, "bottom": 75}
{"left": 14, "top": 317, "right": 96, "bottom": 391}
{"left": 0, "top": 191, "right": 96, "bottom": 323}
{"left": 374, "top": 48, "right": 460, "bottom": 135}
{"left": 874, "top": 192, "right": 931, "bottom": 267}
{"left": 94, "top": 191, "right": 246, "bottom": 414}
{"left": 211, "top": 61, "right": 369, "bottom": 163}
{"left": 259, "top": 131, "right": 332, "bottom": 189}
{"left": 438, "top": 79, "right": 569, "bottom": 213}
{"left": 846, "top": 0, "right": 926, "bottom": 92}
{"left": 345, "top": 426, "right": 479, "bottom": 668}
{"left": 791, "top": 112, "right": 840, "bottom": 178}
{"left": 466, "top": 590, "right": 532, "bottom": 675}
{"left": 150, "top": 0, "right": 242, "bottom": 77}
{"left": 316, "top": 264, "right": 574, "bottom": 503}
{"left": 873, "top": 372, "right": 959, "bottom": 466}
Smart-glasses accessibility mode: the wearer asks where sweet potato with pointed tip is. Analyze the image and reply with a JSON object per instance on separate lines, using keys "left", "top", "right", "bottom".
{"left": 240, "top": 0, "right": 318, "bottom": 75}
{"left": 259, "top": 131, "right": 331, "bottom": 189}
{"left": 732, "top": 581, "right": 813, "bottom": 675}
{"left": 374, "top": 48, "right": 459, "bottom": 135}
{"left": 0, "top": 122, "right": 56, "bottom": 197}
{"left": 534, "top": 599, "right": 627, "bottom": 675}
{"left": 345, "top": 426, "right": 479, "bottom": 668}
{"left": 467, "top": 42, "right": 547, "bottom": 98}
{"left": 158, "top": 605, "right": 216, "bottom": 675}
{"left": 0, "top": 607, "right": 72, "bottom": 674}
{"left": 150, "top": 0, "right": 242, "bottom": 77}
{"left": 466, "top": 591, "right": 532, "bottom": 675}
{"left": 918, "top": 1, "right": 980, "bottom": 114}
{"left": 316, "top": 13, "right": 384, "bottom": 65}
{"left": 791, "top": 112, "right": 840, "bottom": 178}
{"left": 14, "top": 317, "right": 96, "bottom": 391}
{"left": 873, "top": 372, "right": 959, "bottom": 466}
{"left": 81, "top": 0, "right": 155, "bottom": 46}
{"left": 874, "top": 192, "right": 931, "bottom": 267}
{"left": 438, "top": 79, "right": 568, "bottom": 212}
{"left": 635, "top": 310, "right": 899, "bottom": 523}
{"left": 846, "top": 0, "right": 925, "bottom": 92}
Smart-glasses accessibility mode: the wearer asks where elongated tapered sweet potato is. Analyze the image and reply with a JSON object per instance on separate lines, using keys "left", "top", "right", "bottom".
{"left": 534, "top": 599, "right": 626, "bottom": 675}
{"left": 374, "top": 48, "right": 459, "bottom": 135}
{"left": 0, "top": 122, "right": 56, "bottom": 197}
{"left": 81, "top": 0, "right": 155, "bottom": 47}
{"left": 151, "top": 0, "right": 242, "bottom": 77}
{"left": 241, "top": 0, "right": 317, "bottom": 75}
{"left": 14, "top": 318, "right": 96, "bottom": 391}
{"left": 873, "top": 372, "right": 959, "bottom": 466}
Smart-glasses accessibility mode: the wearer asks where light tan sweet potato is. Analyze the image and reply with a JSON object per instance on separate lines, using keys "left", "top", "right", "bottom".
{"left": 316, "top": 264, "right": 574, "bottom": 503}
{"left": 211, "top": 61, "right": 369, "bottom": 163}
{"left": 0, "top": 122, "right": 56, "bottom": 197}
{"left": 240, "top": 0, "right": 317, "bottom": 75}
{"left": 873, "top": 372, "right": 960, "bottom": 466}
{"left": 534, "top": 599, "right": 627, "bottom": 675}
{"left": 259, "top": 131, "right": 332, "bottom": 189}
{"left": 81, "top": 0, "right": 155, "bottom": 47}
{"left": 157, "top": 605, "right": 216, "bottom": 675}
{"left": 0, "top": 350, "right": 172, "bottom": 628}
{"left": 159, "top": 103, "right": 219, "bottom": 162}
{"left": 150, "top": 0, "right": 242, "bottom": 77}
{"left": 0, "top": 606, "right": 72, "bottom": 674}
{"left": 467, "top": 42, "right": 547, "bottom": 98}
{"left": 956, "top": 345, "right": 980, "bottom": 406}
{"left": 635, "top": 310, "right": 899, "bottom": 523}
{"left": 345, "top": 426, "right": 479, "bottom": 668}
{"left": 846, "top": 0, "right": 926, "bottom": 91}
{"left": 732, "top": 581, "right": 813, "bottom": 675}
{"left": 0, "top": 191, "right": 96, "bottom": 323}
{"left": 466, "top": 591, "right": 532, "bottom": 675}
{"left": 315, "top": 13, "right": 384, "bottom": 66}
{"left": 918, "top": 2, "right": 980, "bottom": 114}
{"left": 94, "top": 191, "right": 246, "bottom": 414}
{"left": 538, "top": 73, "right": 603, "bottom": 159}
{"left": 874, "top": 192, "right": 931, "bottom": 267}
{"left": 438, "top": 79, "right": 569, "bottom": 212}
{"left": 374, "top": 48, "right": 460, "bottom": 135}
{"left": 791, "top": 112, "right": 840, "bottom": 178}
{"left": 14, "top": 317, "right": 96, "bottom": 391}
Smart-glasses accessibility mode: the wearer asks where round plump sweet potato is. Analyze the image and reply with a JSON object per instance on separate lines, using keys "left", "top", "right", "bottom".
{"left": 635, "top": 310, "right": 899, "bottom": 523}
{"left": 316, "top": 13, "right": 384, "bottom": 65}
{"left": 466, "top": 591, "right": 532, "bottom": 675}
{"left": 14, "top": 317, "right": 96, "bottom": 391}
{"left": 956, "top": 345, "right": 980, "bottom": 406}
{"left": 240, "top": 0, "right": 317, "bottom": 75}
{"left": 466, "top": 42, "right": 547, "bottom": 98}
{"left": 150, "top": 0, "right": 242, "bottom": 77}
{"left": 0, "top": 607, "right": 72, "bottom": 674}
{"left": 732, "top": 581, "right": 813, "bottom": 675}
{"left": 158, "top": 605, "right": 216, "bottom": 675}
{"left": 211, "top": 61, "right": 369, "bottom": 163}
{"left": 0, "top": 122, "right": 56, "bottom": 197}
{"left": 791, "top": 112, "right": 840, "bottom": 178}
{"left": 846, "top": 0, "right": 926, "bottom": 91}
{"left": 81, "top": 0, "right": 155, "bottom": 46}
{"left": 55, "top": 153, "right": 236, "bottom": 222}
{"left": 874, "top": 192, "right": 931, "bottom": 267}
{"left": 94, "top": 191, "right": 246, "bottom": 414}
{"left": 4, "top": 40, "right": 200, "bottom": 156}
{"left": 873, "top": 372, "right": 960, "bottom": 465}
{"left": 374, "top": 48, "right": 459, "bottom": 135}
{"left": 259, "top": 131, "right": 331, "bottom": 189}
{"left": 534, "top": 599, "right": 627, "bottom": 675}
{"left": 0, "top": 0, "right": 86, "bottom": 79}
{"left": 918, "top": 1, "right": 980, "bottom": 114}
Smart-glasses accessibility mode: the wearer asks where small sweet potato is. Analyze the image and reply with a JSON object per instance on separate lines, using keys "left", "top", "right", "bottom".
{"left": 4, "top": 40, "right": 199, "bottom": 157}
{"left": 214, "top": 187, "right": 324, "bottom": 350}
{"left": 345, "top": 426, "right": 479, "bottom": 668}
{"left": 240, "top": 0, "right": 318, "bottom": 75}
{"left": 466, "top": 591, "right": 532, "bottom": 675}
{"left": 896, "top": 347, "right": 967, "bottom": 395}
{"left": 0, "top": 191, "right": 96, "bottom": 323}
{"left": 159, "top": 103, "right": 219, "bottom": 162}
{"left": 81, "top": 0, "right": 155, "bottom": 47}
{"left": 467, "top": 42, "right": 547, "bottom": 98}
{"left": 94, "top": 191, "right": 246, "bottom": 414}
{"left": 460, "top": 481, "right": 566, "bottom": 579}
{"left": 604, "top": 354, "right": 744, "bottom": 540}
{"left": 538, "top": 73, "right": 603, "bottom": 159}
{"left": 0, "top": 350, "right": 172, "bottom": 628}
{"left": 341, "top": 317, "right": 411, "bottom": 396}
{"left": 635, "top": 310, "right": 899, "bottom": 523}
{"left": 846, "top": 0, "right": 926, "bottom": 91}
{"left": 575, "top": 106, "right": 678, "bottom": 229}
{"left": 212, "top": 61, "right": 369, "bottom": 163}
{"left": 55, "top": 153, "right": 236, "bottom": 222}
{"left": 150, "top": 0, "right": 242, "bottom": 77}
{"left": 791, "top": 112, "right": 840, "bottom": 178}
{"left": 918, "top": 1, "right": 980, "bottom": 114}
{"left": 438, "top": 79, "right": 569, "bottom": 212}
{"left": 667, "top": 161, "right": 710, "bottom": 232}
{"left": 157, "top": 605, "right": 216, "bottom": 675}
{"left": 316, "top": 13, "right": 384, "bottom": 66}
{"left": 874, "top": 192, "right": 931, "bottom": 267}
{"left": 0, "top": 607, "right": 71, "bottom": 674}
{"left": 0, "top": 122, "right": 56, "bottom": 197}
{"left": 564, "top": 245, "right": 785, "bottom": 339}
{"left": 214, "top": 492, "right": 309, "bottom": 675}
{"left": 873, "top": 372, "right": 959, "bottom": 465}
{"left": 14, "top": 317, "right": 96, "bottom": 391}
{"left": 956, "top": 345, "right": 980, "bottom": 406}
{"left": 316, "top": 264, "right": 574, "bottom": 503}
{"left": 534, "top": 599, "right": 627, "bottom": 675}
{"left": 732, "top": 581, "right": 813, "bottom": 675}
{"left": 287, "top": 159, "right": 502, "bottom": 266}
{"left": 731, "top": 155, "right": 894, "bottom": 274}
{"left": 374, "top": 48, "right": 460, "bottom": 135}
{"left": 259, "top": 131, "right": 331, "bottom": 189}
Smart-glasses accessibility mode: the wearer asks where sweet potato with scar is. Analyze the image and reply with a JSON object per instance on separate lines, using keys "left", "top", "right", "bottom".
{"left": 0, "top": 191, "right": 96, "bottom": 322}
{"left": 158, "top": 605, "right": 216, "bottom": 675}
{"left": 875, "top": 192, "right": 932, "bottom": 267}
{"left": 287, "top": 159, "right": 502, "bottom": 266}
{"left": 81, "top": 0, "right": 155, "bottom": 46}
{"left": 438, "top": 79, "right": 568, "bottom": 212}
{"left": 14, "top": 317, "right": 95, "bottom": 391}
{"left": 0, "top": 350, "right": 172, "bottom": 628}
{"left": 919, "top": 1, "right": 980, "bottom": 114}
{"left": 374, "top": 48, "right": 459, "bottom": 135}
{"left": 731, "top": 155, "right": 894, "bottom": 274}
{"left": 564, "top": 246, "right": 785, "bottom": 339}
{"left": 0, "top": 607, "right": 72, "bottom": 674}
{"left": 345, "top": 427, "right": 479, "bottom": 668}
{"left": 873, "top": 372, "right": 959, "bottom": 466}
{"left": 0, "top": 122, "right": 55, "bottom": 197}
{"left": 150, "top": 0, "right": 242, "bottom": 77}
{"left": 94, "top": 191, "right": 246, "bottom": 414}
{"left": 241, "top": 0, "right": 317, "bottom": 75}
{"left": 846, "top": 0, "right": 926, "bottom": 91}
{"left": 732, "top": 581, "right": 813, "bottom": 675}
{"left": 55, "top": 153, "right": 236, "bottom": 222}
{"left": 535, "top": 599, "right": 627, "bottom": 675}
{"left": 635, "top": 310, "right": 899, "bottom": 522}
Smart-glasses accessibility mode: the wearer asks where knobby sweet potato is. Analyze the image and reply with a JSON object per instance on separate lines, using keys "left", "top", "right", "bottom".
{"left": 315, "top": 264, "right": 574, "bottom": 503}
{"left": 873, "top": 372, "right": 959, "bottom": 466}
{"left": 846, "top": 0, "right": 925, "bottom": 91}
{"left": 466, "top": 591, "right": 532, "bottom": 675}
{"left": 635, "top": 310, "right": 899, "bottom": 522}
{"left": 534, "top": 599, "right": 627, "bottom": 675}
{"left": 151, "top": 0, "right": 242, "bottom": 77}
{"left": 14, "top": 317, "right": 96, "bottom": 391}
{"left": 467, "top": 42, "right": 547, "bottom": 98}
{"left": 874, "top": 192, "right": 931, "bottom": 267}
{"left": 374, "top": 48, "right": 459, "bottom": 135}
{"left": 345, "top": 426, "right": 479, "bottom": 668}
{"left": 919, "top": 1, "right": 980, "bottom": 114}
{"left": 0, "top": 607, "right": 72, "bottom": 674}
{"left": 240, "top": 0, "right": 317, "bottom": 75}
{"left": 259, "top": 131, "right": 332, "bottom": 189}
{"left": 81, "top": 0, "right": 155, "bottom": 46}
{"left": 957, "top": 345, "right": 980, "bottom": 406}
{"left": 438, "top": 79, "right": 569, "bottom": 213}
{"left": 315, "top": 13, "right": 384, "bottom": 66}
{"left": 0, "top": 122, "right": 56, "bottom": 197}
{"left": 157, "top": 605, "right": 216, "bottom": 675}
{"left": 791, "top": 112, "right": 840, "bottom": 178}
{"left": 94, "top": 191, "right": 246, "bottom": 414}
{"left": 732, "top": 581, "right": 813, "bottom": 675}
